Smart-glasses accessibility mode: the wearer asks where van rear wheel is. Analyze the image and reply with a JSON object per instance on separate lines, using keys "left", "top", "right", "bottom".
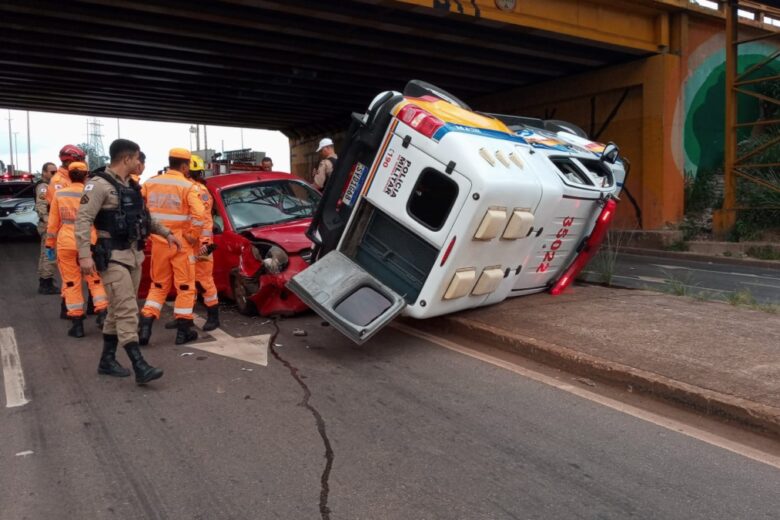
{"left": 231, "top": 274, "right": 257, "bottom": 316}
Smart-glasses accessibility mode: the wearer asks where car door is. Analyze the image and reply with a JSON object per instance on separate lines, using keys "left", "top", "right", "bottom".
{"left": 287, "top": 250, "right": 406, "bottom": 345}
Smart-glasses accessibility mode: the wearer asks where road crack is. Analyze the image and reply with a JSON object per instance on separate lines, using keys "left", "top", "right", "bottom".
{"left": 269, "top": 320, "right": 334, "bottom": 520}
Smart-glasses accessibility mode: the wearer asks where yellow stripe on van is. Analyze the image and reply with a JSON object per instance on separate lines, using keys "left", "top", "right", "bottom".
{"left": 393, "top": 97, "right": 512, "bottom": 135}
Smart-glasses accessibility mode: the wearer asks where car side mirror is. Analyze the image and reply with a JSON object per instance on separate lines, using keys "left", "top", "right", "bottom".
{"left": 601, "top": 142, "right": 620, "bottom": 165}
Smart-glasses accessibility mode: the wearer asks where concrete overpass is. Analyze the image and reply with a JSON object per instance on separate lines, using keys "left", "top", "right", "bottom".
{"left": 1, "top": 0, "right": 778, "bottom": 229}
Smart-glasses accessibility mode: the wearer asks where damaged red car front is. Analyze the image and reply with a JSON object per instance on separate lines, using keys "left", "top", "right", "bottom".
{"left": 140, "top": 171, "right": 319, "bottom": 316}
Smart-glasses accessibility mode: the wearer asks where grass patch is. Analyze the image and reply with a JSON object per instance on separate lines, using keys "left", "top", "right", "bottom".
{"left": 661, "top": 270, "right": 697, "bottom": 297}
{"left": 745, "top": 245, "right": 780, "bottom": 261}
{"left": 664, "top": 240, "right": 690, "bottom": 252}
{"left": 587, "top": 231, "right": 634, "bottom": 286}
{"left": 726, "top": 288, "right": 757, "bottom": 306}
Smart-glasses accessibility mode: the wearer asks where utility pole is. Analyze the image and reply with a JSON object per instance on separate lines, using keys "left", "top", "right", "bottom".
{"left": 204, "top": 125, "right": 208, "bottom": 151}
{"left": 13, "top": 132, "right": 19, "bottom": 171}
{"left": 117, "top": 118, "right": 121, "bottom": 138}
{"left": 196, "top": 124, "right": 201, "bottom": 151}
{"left": 6, "top": 110, "right": 13, "bottom": 168}
{"left": 26, "top": 111, "right": 31, "bottom": 174}
{"left": 240, "top": 128, "right": 244, "bottom": 149}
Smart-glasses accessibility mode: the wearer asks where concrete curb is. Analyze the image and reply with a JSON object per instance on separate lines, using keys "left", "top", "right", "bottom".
{"left": 620, "top": 247, "right": 780, "bottom": 270}
{"left": 419, "top": 316, "right": 780, "bottom": 437}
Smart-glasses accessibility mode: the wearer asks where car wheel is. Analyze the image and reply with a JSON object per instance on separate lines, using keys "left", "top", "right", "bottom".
{"left": 231, "top": 274, "right": 257, "bottom": 316}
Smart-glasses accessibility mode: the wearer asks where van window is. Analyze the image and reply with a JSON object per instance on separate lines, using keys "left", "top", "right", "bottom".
{"left": 407, "top": 168, "right": 458, "bottom": 231}
{"left": 551, "top": 158, "right": 593, "bottom": 186}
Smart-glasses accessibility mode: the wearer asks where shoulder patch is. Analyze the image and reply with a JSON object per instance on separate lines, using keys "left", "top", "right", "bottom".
{"left": 80, "top": 194, "right": 90, "bottom": 205}
{"left": 54, "top": 184, "right": 63, "bottom": 190}
{"left": 39, "top": 185, "right": 47, "bottom": 192}
{"left": 201, "top": 193, "right": 209, "bottom": 201}
{"left": 84, "top": 184, "right": 95, "bottom": 191}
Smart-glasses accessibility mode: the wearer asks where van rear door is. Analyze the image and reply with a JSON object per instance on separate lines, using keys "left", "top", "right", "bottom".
{"left": 287, "top": 250, "right": 406, "bottom": 344}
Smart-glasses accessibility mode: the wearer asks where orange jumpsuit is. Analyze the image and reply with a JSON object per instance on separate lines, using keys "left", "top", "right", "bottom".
{"left": 140, "top": 170, "right": 205, "bottom": 320}
{"left": 46, "top": 183, "right": 108, "bottom": 318}
{"left": 195, "top": 187, "right": 218, "bottom": 308}
{"left": 45, "top": 166, "right": 71, "bottom": 205}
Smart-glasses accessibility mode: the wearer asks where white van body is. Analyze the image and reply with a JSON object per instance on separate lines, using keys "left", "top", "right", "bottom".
{"left": 289, "top": 84, "right": 624, "bottom": 343}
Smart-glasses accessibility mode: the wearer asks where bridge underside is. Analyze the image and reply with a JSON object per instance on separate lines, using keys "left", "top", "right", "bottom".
{"left": 0, "top": 0, "right": 656, "bottom": 137}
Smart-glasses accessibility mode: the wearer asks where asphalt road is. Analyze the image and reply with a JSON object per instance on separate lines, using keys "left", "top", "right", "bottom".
{"left": 2, "top": 239, "right": 779, "bottom": 519}
{"left": 581, "top": 252, "right": 780, "bottom": 304}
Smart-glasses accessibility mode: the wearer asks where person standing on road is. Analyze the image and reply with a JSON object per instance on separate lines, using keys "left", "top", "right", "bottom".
{"left": 188, "top": 154, "right": 220, "bottom": 331}
{"left": 313, "top": 138, "right": 338, "bottom": 190}
{"left": 46, "top": 162, "right": 109, "bottom": 338}
{"left": 260, "top": 156, "right": 273, "bottom": 171}
{"left": 130, "top": 151, "right": 146, "bottom": 184}
{"left": 46, "top": 144, "right": 86, "bottom": 206}
{"left": 138, "top": 148, "right": 205, "bottom": 346}
{"left": 76, "top": 139, "right": 179, "bottom": 384}
{"left": 35, "top": 162, "right": 60, "bottom": 295}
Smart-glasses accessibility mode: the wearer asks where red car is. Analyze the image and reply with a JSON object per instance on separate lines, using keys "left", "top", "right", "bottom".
{"left": 140, "top": 171, "right": 320, "bottom": 316}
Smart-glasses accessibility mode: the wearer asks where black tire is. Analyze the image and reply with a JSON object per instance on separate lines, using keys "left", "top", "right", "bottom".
{"left": 231, "top": 275, "right": 257, "bottom": 316}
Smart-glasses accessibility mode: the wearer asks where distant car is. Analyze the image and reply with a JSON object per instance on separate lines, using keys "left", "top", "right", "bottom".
{"left": 140, "top": 172, "right": 319, "bottom": 316}
{"left": 0, "top": 180, "right": 38, "bottom": 237}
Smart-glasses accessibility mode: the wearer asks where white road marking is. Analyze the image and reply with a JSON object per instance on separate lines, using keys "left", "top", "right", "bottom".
{"left": 392, "top": 323, "right": 780, "bottom": 471}
{"left": 653, "top": 264, "right": 780, "bottom": 281}
{"left": 0, "top": 327, "right": 30, "bottom": 408}
{"left": 15, "top": 450, "right": 34, "bottom": 457}
{"left": 190, "top": 315, "right": 269, "bottom": 366}
{"left": 635, "top": 275, "right": 668, "bottom": 284}
{"left": 164, "top": 303, "right": 269, "bottom": 366}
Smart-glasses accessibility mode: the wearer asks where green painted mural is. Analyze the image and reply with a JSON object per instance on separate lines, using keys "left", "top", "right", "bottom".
{"left": 679, "top": 37, "right": 780, "bottom": 177}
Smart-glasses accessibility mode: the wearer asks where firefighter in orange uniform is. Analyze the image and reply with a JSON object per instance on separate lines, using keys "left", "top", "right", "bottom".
{"left": 45, "top": 162, "right": 108, "bottom": 337}
{"left": 46, "top": 144, "right": 86, "bottom": 206}
{"left": 138, "top": 148, "right": 205, "bottom": 345}
{"left": 189, "top": 155, "right": 220, "bottom": 331}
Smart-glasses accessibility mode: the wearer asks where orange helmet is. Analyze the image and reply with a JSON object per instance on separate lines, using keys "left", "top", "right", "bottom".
{"left": 59, "top": 144, "right": 86, "bottom": 164}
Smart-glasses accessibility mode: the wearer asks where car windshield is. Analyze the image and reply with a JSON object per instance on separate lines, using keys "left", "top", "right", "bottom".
{"left": 221, "top": 179, "right": 321, "bottom": 230}
{"left": 0, "top": 183, "right": 34, "bottom": 199}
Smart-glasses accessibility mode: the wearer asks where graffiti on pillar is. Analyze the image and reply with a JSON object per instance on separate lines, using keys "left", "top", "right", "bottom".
{"left": 674, "top": 31, "right": 780, "bottom": 178}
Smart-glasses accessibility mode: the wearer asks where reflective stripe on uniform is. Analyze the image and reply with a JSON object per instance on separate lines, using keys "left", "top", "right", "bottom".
{"left": 66, "top": 303, "right": 83, "bottom": 310}
{"left": 46, "top": 232, "right": 57, "bottom": 239}
{"left": 144, "top": 300, "right": 163, "bottom": 310}
{"left": 190, "top": 219, "right": 203, "bottom": 226}
{"left": 150, "top": 212, "right": 189, "bottom": 222}
{"left": 93, "top": 295, "right": 108, "bottom": 303}
{"left": 61, "top": 218, "right": 76, "bottom": 224}
{"left": 201, "top": 230, "right": 213, "bottom": 237}
{"left": 174, "top": 307, "right": 193, "bottom": 315}
{"left": 146, "top": 177, "right": 192, "bottom": 188}
{"left": 203, "top": 294, "right": 218, "bottom": 304}
{"left": 188, "top": 255, "right": 197, "bottom": 263}
{"left": 56, "top": 191, "right": 82, "bottom": 198}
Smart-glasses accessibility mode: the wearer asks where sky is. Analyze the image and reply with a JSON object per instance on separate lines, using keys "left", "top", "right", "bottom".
{"left": 0, "top": 109, "right": 290, "bottom": 182}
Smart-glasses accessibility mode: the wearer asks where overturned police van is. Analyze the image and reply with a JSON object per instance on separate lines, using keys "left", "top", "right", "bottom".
{"left": 288, "top": 80, "right": 626, "bottom": 344}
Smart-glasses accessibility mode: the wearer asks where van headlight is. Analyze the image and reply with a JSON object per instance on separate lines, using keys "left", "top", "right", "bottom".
{"left": 14, "top": 202, "right": 34, "bottom": 214}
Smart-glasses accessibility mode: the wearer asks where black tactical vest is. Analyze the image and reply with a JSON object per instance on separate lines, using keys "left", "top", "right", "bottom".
{"left": 93, "top": 172, "right": 150, "bottom": 249}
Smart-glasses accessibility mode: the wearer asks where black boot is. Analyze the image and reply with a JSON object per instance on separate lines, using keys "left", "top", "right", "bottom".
{"left": 164, "top": 319, "right": 178, "bottom": 330}
{"left": 60, "top": 298, "right": 68, "bottom": 320}
{"left": 38, "top": 277, "right": 59, "bottom": 295}
{"left": 175, "top": 318, "right": 198, "bottom": 345}
{"left": 202, "top": 306, "right": 220, "bottom": 332}
{"left": 123, "top": 342, "right": 163, "bottom": 384}
{"left": 86, "top": 295, "right": 95, "bottom": 315}
{"left": 67, "top": 316, "right": 85, "bottom": 338}
{"left": 96, "top": 310, "right": 107, "bottom": 330}
{"left": 138, "top": 315, "right": 155, "bottom": 346}
{"left": 97, "top": 334, "right": 131, "bottom": 377}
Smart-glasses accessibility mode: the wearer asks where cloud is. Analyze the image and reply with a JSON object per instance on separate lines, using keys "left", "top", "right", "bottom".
{"left": 0, "top": 109, "right": 290, "bottom": 176}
